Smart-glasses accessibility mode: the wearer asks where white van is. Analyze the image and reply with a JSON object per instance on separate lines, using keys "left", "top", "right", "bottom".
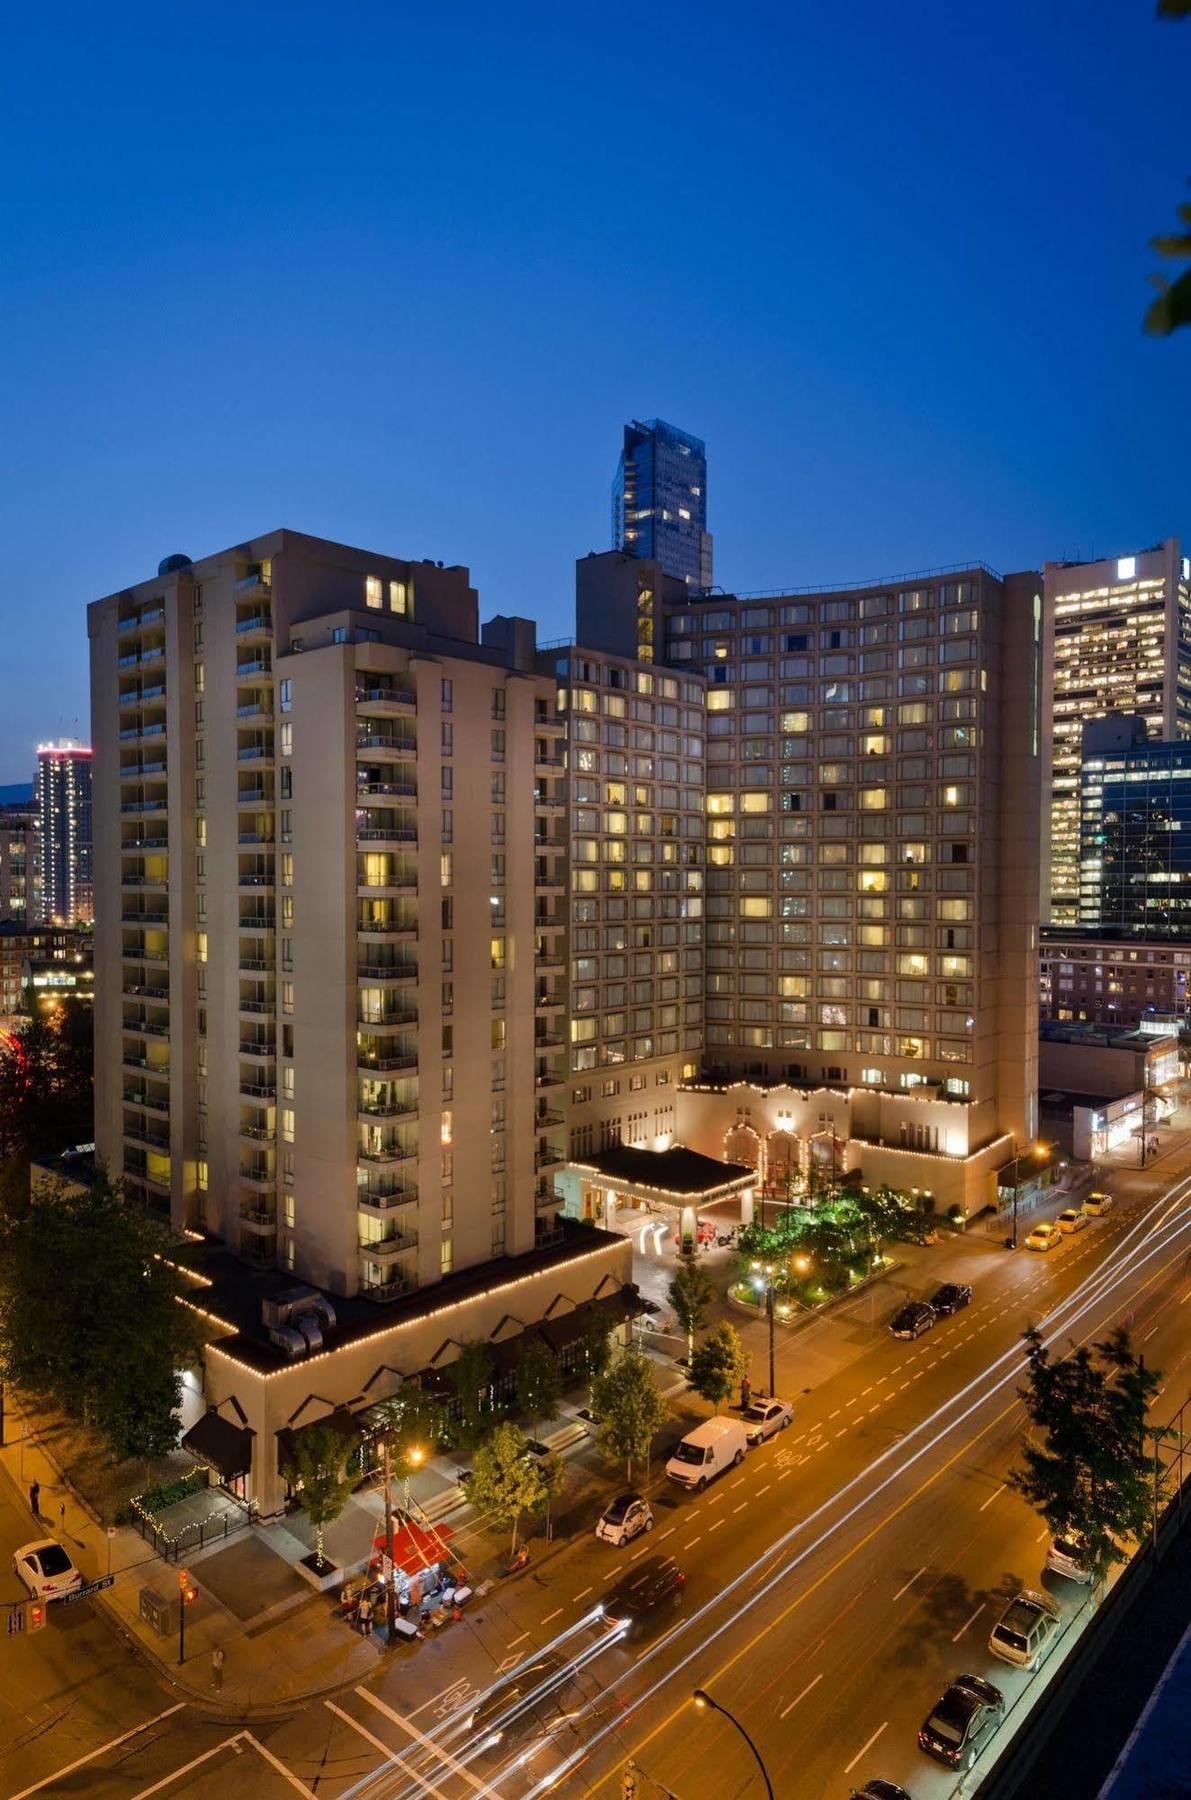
{"left": 665, "top": 1417, "right": 748, "bottom": 1491}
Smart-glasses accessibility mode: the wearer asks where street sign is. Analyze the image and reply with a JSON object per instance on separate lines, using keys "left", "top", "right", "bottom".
{"left": 58, "top": 1576, "right": 115, "bottom": 1607}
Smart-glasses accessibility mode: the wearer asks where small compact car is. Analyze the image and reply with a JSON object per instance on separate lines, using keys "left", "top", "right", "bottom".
{"left": 928, "top": 1282, "right": 973, "bottom": 1316}
{"left": 890, "top": 1301, "right": 936, "bottom": 1340}
{"left": 12, "top": 1539, "right": 84, "bottom": 1601}
{"left": 595, "top": 1492, "right": 653, "bottom": 1547}
{"left": 1025, "top": 1221, "right": 1061, "bottom": 1252}
{"left": 742, "top": 1397, "right": 794, "bottom": 1444}
{"left": 1058, "top": 1207, "right": 1089, "bottom": 1235}
{"left": 988, "top": 1588, "right": 1060, "bottom": 1669}
{"left": 1082, "top": 1190, "right": 1114, "bottom": 1216}
{"left": 918, "top": 1672, "right": 1005, "bottom": 1771}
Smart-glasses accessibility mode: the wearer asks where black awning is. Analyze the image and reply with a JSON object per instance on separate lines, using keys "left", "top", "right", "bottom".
{"left": 538, "top": 1288, "right": 641, "bottom": 1352}
{"left": 180, "top": 1410, "right": 254, "bottom": 1480}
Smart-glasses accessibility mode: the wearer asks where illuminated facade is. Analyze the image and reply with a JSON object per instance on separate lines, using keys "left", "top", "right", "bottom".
{"left": 1079, "top": 721, "right": 1191, "bottom": 934}
{"left": 612, "top": 419, "right": 712, "bottom": 590}
{"left": 37, "top": 740, "right": 92, "bottom": 924}
{"left": 1040, "top": 926, "right": 1191, "bottom": 1033}
{"left": 1041, "top": 540, "right": 1191, "bottom": 924}
{"left": 0, "top": 802, "right": 39, "bottom": 922}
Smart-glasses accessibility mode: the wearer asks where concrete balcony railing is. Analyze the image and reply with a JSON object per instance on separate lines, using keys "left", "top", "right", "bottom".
{"left": 358, "top": 1272, "right": 417, "bottom": 1303}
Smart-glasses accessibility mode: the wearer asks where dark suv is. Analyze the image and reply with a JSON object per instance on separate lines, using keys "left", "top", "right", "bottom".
{"left": 918, "top": 1672, "right": 1004, "bottom": 1770}
{"left": 929, "top": 1282, "right": 973, "bottom": 1316}
{"left": 602, "top": 1556, "right": 685, "bottom": 1640}
{"left": 890, "top": 1301, "right": 935, "bottom": 1340}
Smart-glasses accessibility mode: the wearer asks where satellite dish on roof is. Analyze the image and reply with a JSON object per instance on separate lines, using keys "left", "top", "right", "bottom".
{"left": 158, "top": 553, "right": 192, "bottom": 574}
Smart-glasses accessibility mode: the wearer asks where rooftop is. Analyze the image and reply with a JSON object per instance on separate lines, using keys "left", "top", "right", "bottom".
{"left": 570, "top": 1143, "right": 755, "bottom": 1197}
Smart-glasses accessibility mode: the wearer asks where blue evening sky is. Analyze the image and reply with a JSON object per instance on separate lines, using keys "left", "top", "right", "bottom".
{"left": 0, "top": 0, "right": 1187, "bottom": 779}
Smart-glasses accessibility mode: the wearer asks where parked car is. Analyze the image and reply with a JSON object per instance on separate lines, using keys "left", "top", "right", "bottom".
{"left": 850, "top": 1784, "right": 914, "bottom": 1800}
{"left": 1058, "top": 1208, "right": 1089, "bottom": 1235}
{"left": 1045, "top": 1534, "right": 1094, "bottom": 1584}
{"left": 742, "top": 1397, "right": 794, "bottom": 1444}
{"left": 890, "top": 1301, "right": 936, "bottom": 1340}
{"left": 989, "top": 1588, "right": 1060, "bottom": 1668}
{"left": 468, "top": 1652, "right": 567, "bottom": 1747}
{"left": 601, "top": 1555, "right": 685, "bottom": 1639}
{"left": 1083, "top": 1190, "right": 1114, "bottom": 1216}
{"left": 595, "top": 1492, "right": 653, "bottom": 1547}
{"left": 928, "top": 1282, "right": 973, "bottom": 1316}
{"left": 918, "top": 1673, "right": 1005, "bottom": 1771}
{"left": 1025, "top": 1220, "right": 1061, "bottom": 1252}
{"left": 665, "top": 1417, "right": 748, "bottom": 1490}
{"left": 12, "top": 1539, "right": 84, "bottom": 1601}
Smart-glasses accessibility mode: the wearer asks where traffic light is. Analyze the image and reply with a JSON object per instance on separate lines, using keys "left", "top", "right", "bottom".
{"left": 178, "top": 1570, "right": 196, "bottom": 1606}
{"left": 28, "top": 1602, "right": 46, "bottom": 1634}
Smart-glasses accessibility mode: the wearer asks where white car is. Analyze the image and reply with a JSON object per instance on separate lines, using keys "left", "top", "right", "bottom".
{"left": 988, "top": 1588, "right": 1060, "bottom": 1669}
{"left": 13, "top": 1538, "right": 84, "bottom": 1600}
{"left": 1082, "top": 1191, "right": 1114, "bottom": 1217}
{"left": 595, "top": 1492, "right": 653, "bottom": 1546}
{"left": 1025, "top": 1221, "right": 1061, "bottom": 1252}
{"left": 1045, "top": 1534, "right": 1093, "bottom": 1584}
{"left": 742, "top": 1397, "right": 794, "bottom": 1444}
{"left": 1057, "top": 1208, "right": 1088, "bottom": 1235}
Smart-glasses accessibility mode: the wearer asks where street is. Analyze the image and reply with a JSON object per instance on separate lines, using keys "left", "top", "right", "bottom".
{"left": 5, "top": 1159, "right": 1191, "bottom": 1800}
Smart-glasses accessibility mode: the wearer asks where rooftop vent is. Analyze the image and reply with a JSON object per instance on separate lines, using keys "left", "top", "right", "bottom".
{"left": 158, "top": 552, "right": 192, "bottom": 575}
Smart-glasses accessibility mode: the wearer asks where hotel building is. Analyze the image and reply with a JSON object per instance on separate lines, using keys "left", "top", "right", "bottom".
{"left": 1041, "top": 540, "right": 1191, "bottom": 924}
{"left": 88, "top": 534, "right": 634, "bottom": 1514}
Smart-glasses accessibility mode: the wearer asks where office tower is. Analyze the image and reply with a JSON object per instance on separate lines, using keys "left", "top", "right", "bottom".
{"left": 88, "top": 533, "right": 633, "bottom": 1516}
{"left": 612, "top": 419, "right": 712, "bottom": 590}
{"left": 0, "top": 801, "right": 40, "bottom": 921}
{"left": 1078, "top": 714, "right": 1191, "bottom": 934}
{"left": 1040, "top": 927, "right": 1191, "bottom": 1033}
{"left": 37, "top": 740, "right": 92, "bottom": 924}
{"left": 1041, "top": 539, "right": 1191, "bottom": 924}
{"left": 578, "top": 553, "right": 1043, "bottom": 1212}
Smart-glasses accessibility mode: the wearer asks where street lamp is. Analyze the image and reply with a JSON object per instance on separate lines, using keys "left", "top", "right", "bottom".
{"left": 692, "top": 1689, "right": 773, "bottom": 1800}
{"left": 751, "top": 1261, "right": 777, "bottom": 1396}
{"left": 404, "top": 1443, "right": 424, "bottom": 1512}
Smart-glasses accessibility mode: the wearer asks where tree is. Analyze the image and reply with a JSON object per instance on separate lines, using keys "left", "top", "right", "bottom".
{"left": 668, "top": 1260, "right": 716, "bottom": 1361}
{"left": 0, "top": 1172, "right": 200, "bottom": 1471}
{"left": 281, "top": 1421, "right": 359, "bottom": 1568}
{"left": 688, "top": 1322, "right": 749, "bottom": 1414}
{"left": 578, "top": 1309, "right": 614, "bottom": 1407}
{"left": 0, "top": 1004, "right": 94, "bottom": 1168}
{"left": 467, "top": 1420, "right": 564, "bottom": 1557}
{"left": 375, "top": 1386, "right": 447, "bottom": 1490}
{"left": 590, "top": 1348, "right": 668, "bottom": 1482}
{"left": 1145, "top": 3, "right": 1191, "bottom": 332}
{"left": 514, "top": 1335, "right": 561, "bottom": 1444}
{"left": 1009, "top": 1325, "right": 1163, "bottom": 1582}
{"left": 449, "top": 1340, "right": 496, "bottom": 1449}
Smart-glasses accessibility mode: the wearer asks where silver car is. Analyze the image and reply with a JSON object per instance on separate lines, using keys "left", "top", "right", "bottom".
{"left": 989, "top": 1589, "right": 1060, "bottom": 1668}
{"left": 743, "top": 1397, "right": 794, "bottom": 1444}
{"left": 1045, "top": 1535, "right": 1093, "bottom": 1583}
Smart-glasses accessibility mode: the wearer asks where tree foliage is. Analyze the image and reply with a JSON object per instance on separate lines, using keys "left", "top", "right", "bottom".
{"left": 668, "top": 1259, "right": 716, "bottom": 1359}
{"left": 578, "top": 1309, "right": 614, "bottom": 1403}
{"left": 467, "top": 1420, "right": 564, "bottom": 1555}
{"left": 0, "top": 1001, "right": 94, "bottom": 1177}
{"left": 0, "top": 1172, "right": 201, "bottom": 1468}
{"left": 281, "top": 1421, "right": 359, "bottom": 1565}
{"left": 375, "top": 1385, "right": 447, "bottom": 1484}
{"left": 449, "top": 1340, "right": 496, "bottom": 1448}
{"left": 688, "top": 1322, "right": 749, "bottom": 1413}
{"left": 1145, "top": 5, "right": 1191, "bottom": 332}
{"left": 1009, "top": 1325, "right": 1163, "bottom": 1581}
{"left": 514, "top": 1335, "right": 562, "bottom": 1440}
{"left": 590, "top": 1347, "right": 668, "bottom": 1481}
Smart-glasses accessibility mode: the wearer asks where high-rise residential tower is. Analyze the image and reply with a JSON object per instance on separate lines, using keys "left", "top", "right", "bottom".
{"left": 612, "top": 419, "right": 712, "bottom": 590}
{"left": 37, "top": 739, "right": 92, "bottom": 924}
{"left": 0, "top": 801, "right": 40, "bottom": 921}
{"left": 88, "top": 534, "right": 634, "bottom": 1516}
{"left": 1041, "top": 539, "right": 1191, "bottom": 924}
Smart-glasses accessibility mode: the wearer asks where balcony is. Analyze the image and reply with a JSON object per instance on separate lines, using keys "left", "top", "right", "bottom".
{"left": 534, "top": 1106, "right": 565, "bottom": 1129}
{"left": 238, "top": 914, "right": 275, "bottom": 932}
{"left": 240, "top": 1165, "right": 275, "bottom": 1191}
{"left": 535, "top": 1146, "right": 566, "bottom": 1173}
{"left": 357, "top": 778, "right": 417, "bottom": 800}
{"left": 236, "top": 787, "right": 273, "bottom": 807}
{"left": 234, "top": 613, "right": 272, "bottom": 639}
{"left": 535, "top": 989, "right": 565, "bottom": 1011}
{"left": 235, "top": 572, "right": 271, "bottom": 598}
{"left": 356, "top": 1175, "right": 417, "bottom": 1208}
{"left": 124, "top": 1018, "right": 169, "bottom": 1040}
{"left": 356, "top": 870, "right": 416, "bottom": 895}
{"left": 356, "top": 684, "right": 415, "bottom": 712}
{"left": 238, "top": 1040, "right": 276, "bottom": 1062}
{"left": 357, "top": 960, "right": 416, "bottom": 982}
{"left": 120, "top": 797, "right": 168, "bottom": 816}
{"left": 236, "top": 659, "right": 273, "bottom": 681}
{"left": 359, "top": 1226, "right": 418, "bottom": 1258}
{"left": 356, "top": 824, "right": 417, "bottom": 847}
{"left": 239, "top": 1121, "right": 276, "bottom": 1144}
{"left": 237, "top": 743, "right": 274, "bottom": 764}
{"left": 236, "top": 699, "right": 274, "bottom": 721}
{"left": 239, "top": 955, "right": 272, "bottom": 973}
{"left": 357, "top": 1045, "right": 417, "bottom": 1074}
{"left": 358, "top": 1097, "right": 417, "bottom": 1121}
{"left": 238, "top": 998, "right": 275, "bottom": 1017}
{"left": 238, "top": 870, "right": 275, "bottom": 890}
{"left": 239, "top": 1204, "right": 277, "bottom": 1233}
{"left": 356, "top": 733, "right": 416, "bottom": 758}
{"left": 357, "top": 912, "right": 417, "bottom": 939}
{"left": 123, "top": 1085, "right": 169, "bottom": 1116}
{"left": 118, "top": 607, "right": 165, "bottom": 634}
{"left": 357, "top": 1008, "right": 418, "bottom": 1031}
{"left": 124, "top": 1121, "right": 170, "bottom": 1153}
{"left": 121, "top": 906, "right": 168, "bottom": 926}
{"left": 358, "top": 1274, "right": 417, "bottom": 1303}
{"left": 239, "top": 1233, "right": 277, "bottom": 1265}
{"left": 533, "top": 1031, "right": 564, "bottom": 1051}
{"left": 122, "top": 1054, "right": 170, "bottom": 1077}
{"left": 123, "top": 982, "right": 169, "bottom": 1002}
{"left": 535, "top": 1066, "right": 566, "bottom": 1091}
{"left": 534, "top": 948, "right": 565, "bottom": 973}
{"left": 358, "top": 1141, "right": 417, "bottom": 1168}
{"left": 239, "top": 1080, "right": 277, "bottom": 1100}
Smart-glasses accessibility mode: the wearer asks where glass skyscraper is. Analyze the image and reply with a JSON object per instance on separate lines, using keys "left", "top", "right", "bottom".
{"left": 1080, "top": 722, "right": 1191, "bottom": 934}
{"left": 612, "top": 419, "right": 712, "bottom": 589}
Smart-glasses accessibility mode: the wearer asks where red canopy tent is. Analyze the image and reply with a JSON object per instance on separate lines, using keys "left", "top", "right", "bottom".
{"left": 369, "top": 1516, "right": 454, "bottom": 1577}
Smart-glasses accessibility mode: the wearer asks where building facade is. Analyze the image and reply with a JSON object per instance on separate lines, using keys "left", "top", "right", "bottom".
{"left": 611, "top": 419, "right": 712, "bottom": 590}
{"left": 0, "top": 802, "right": 39, "bottom": 922}
{"left": 89, "top": 534, "right": 634, "bottom": 1514}
{"left": 571, "top": 553, "right": 1043, "bottom": 1212}
{"left": 1078, "top": 718, "right": 1191, "bottom": 935}
{"left": 1041, "top": 540, "right": 1191, "bottom": 923}
{"left": 1040, "top": 926, "right": 1191, "bottom": 1034}
{"left": 37, "top": 739, "right": 93, "bottom": 924}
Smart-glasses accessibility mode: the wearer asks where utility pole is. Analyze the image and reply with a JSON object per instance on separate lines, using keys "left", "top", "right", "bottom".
{"left": 382, "top": 1437, "right": 397, "bottom": 1643}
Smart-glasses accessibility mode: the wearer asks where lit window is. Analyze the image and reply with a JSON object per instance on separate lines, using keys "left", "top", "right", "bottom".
{"left": 365, "top": 575, "right": 383, "bottom": 609}
{"left": 1116, "top": 557, "right": 1136, "bottom": 582}
{"left": 389, "top": 580, "right": 407, "bottom": 614}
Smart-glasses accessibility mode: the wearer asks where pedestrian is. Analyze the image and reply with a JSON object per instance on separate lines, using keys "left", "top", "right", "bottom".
{"left": 339, "top": 1579, "right": 357, "bottom": 1622}
{"left": 357, "top": 1593, "right": 374, "bottom": 1636}
{"left": 29, "top": 1479, "right": 40, "bottom": 1518}
{"left": 740, "top": 1374, "right": 751, "bottom": 1410}
{"left": 59, "top": 1500, "right": 66, "bottom": 1534}
{"left": 211, "top": 1645, "right": 225, "bottom": 1692}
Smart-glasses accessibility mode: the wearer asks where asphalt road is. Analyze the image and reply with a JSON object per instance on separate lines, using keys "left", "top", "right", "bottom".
{"left": 6, "top": 1156, "right": 1191, "bottom": 1800}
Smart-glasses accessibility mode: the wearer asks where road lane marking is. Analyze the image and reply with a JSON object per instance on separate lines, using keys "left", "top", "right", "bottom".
{"left": 756, "top": 1485, "right": 771, "bottom": 1497}
{"left": 779, "top": 1671, "right": 823, "bottom": 1718}
{"left": 126, "top": 1739, "right": 247, "bottom": 1800}
{"left": 542, "top": 1608, "right": 563, "bottom": 1624}
{"left": 508, "top": 1631, "right": 529, "bottom": 1647}
{"left": 685, "top": 1536, "right": 702, "bottom": 1548}
{"left": 834, "top": 1427, "right": 847, "bottom": 1439}
{"left": 657, "top": 1526, "right": 676, "bottom": 1541}
{"left": 9, "top": 1703, "right": 189, "bottom": 1800}
{"left": 706, "top": 1518, "right": 724, "bottom": 1532}
{"left": 829, "top": 1410, "right": 841, "bottom": 1419}
{"left": 708, "top": 1491, "right": 726, "bottom": 1505}
{"left": 1037, "top": 1527, "right": 1050, "bottom": 1542}
{"left": 892, "top": 1566, "right": 925, "bottom": 1601}
{"left": 843, "top": 1721, "right": 888, "bottom": 1775}
{"left": 860, "top": 1386, "right": 872, "bottom": 1396}
{"left": 358, "top": 1690, "right": 493, "bottom": 1796}
{"left": 952, "top": 1603, "right": 986, "bottom": 1642}
{"left": 244, "top": 1735, "right": 318, "bottom": 1798}
{"left": 791, "top": 1432, "right": 807, "bottom": 1444}
{"left": 574, "top": 1586, "right": 593, "bottom": 1601}
{"left": 326, "top": 1703, "right": 453, "bottom": 1799}
{"left": 979, "top": 1483, "right": 1006, "bottom": 1512}
{"left": 733, "top": 1503, "right": 748, "bottom": 1513}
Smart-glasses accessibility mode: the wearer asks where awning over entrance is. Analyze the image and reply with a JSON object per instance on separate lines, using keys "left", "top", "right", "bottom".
{"left": 570, "top": 1143, "right": 755, "bottom": 1207}
{"left": 180, "top": 1410, "right": 254, "bottom": 1481}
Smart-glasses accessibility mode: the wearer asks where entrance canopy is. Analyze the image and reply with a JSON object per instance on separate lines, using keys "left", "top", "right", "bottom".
{"left": 180, "top": 1410, "right": 254, "bottom": 1481}
{"left": 571, "top": 1144, "right": 755, "bottom": 1209}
